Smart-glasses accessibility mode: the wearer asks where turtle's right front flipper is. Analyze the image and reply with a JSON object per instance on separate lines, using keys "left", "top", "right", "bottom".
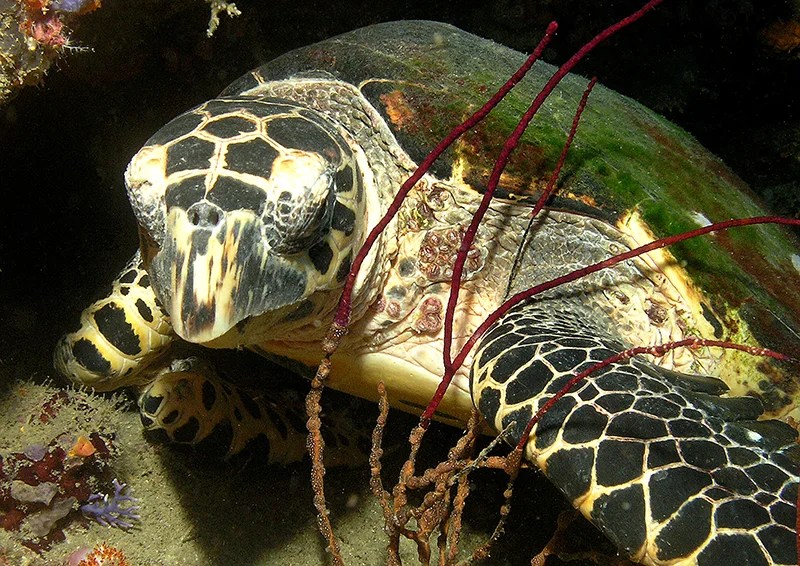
{"left": 55, "top": 251, "right": 174, "bottom": 391}
{"left": 471, "top": 301, "right": 799, "bottom": 565}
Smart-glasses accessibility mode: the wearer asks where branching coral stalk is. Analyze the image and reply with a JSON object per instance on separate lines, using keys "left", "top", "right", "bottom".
{"left": 430, "top": 0, "right": 666, "bottom": 425}
{"left": 505, "top": 76, "right": 597, "bottom": 296}
{"left": 305, "top": 16, "right": 559, "bottom": 562}
{"left": 305, "top": 353, "right": 344, "bottom": 564}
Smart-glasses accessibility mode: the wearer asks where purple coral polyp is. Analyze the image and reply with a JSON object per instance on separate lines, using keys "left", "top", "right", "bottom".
{"left": 80, "top": 479, "right": 140, "bottom": 530}
{"left": 49, "top": 0, "right": 97, "bottom": 13}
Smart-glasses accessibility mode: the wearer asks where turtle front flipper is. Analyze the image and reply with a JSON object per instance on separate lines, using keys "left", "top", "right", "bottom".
{"left": 55, "top": 251, "right": 174, "bottom": 391}
{"left": 139, "top": 356, "right": 368, "bottom": 465}
{"left": 471, "top": 302, "right": 799, "bottom": 565}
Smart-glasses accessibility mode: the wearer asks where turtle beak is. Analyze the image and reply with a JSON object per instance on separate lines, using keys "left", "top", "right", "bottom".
{"left": 149, "top": 205, "right": 307, "bottom": 344}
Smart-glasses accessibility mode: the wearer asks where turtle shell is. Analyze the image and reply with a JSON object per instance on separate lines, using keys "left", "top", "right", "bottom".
{"left": 223, "top": 21, "right": 800, "bottom": 414}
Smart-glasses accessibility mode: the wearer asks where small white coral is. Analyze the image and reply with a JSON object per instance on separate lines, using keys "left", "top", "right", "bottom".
{"left": 205, "top": 0, "right": 241, "bottom": 37}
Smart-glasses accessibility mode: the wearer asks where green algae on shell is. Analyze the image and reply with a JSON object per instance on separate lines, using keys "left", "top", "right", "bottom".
{"left": 224, "top": 20, "right": 800, "bottom": 415}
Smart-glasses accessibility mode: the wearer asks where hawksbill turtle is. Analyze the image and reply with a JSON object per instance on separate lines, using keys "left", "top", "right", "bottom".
{"left": 54, "top": 15, "right": 800, "bottom": 566}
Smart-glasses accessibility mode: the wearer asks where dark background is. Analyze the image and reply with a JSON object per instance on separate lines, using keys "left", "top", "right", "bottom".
{"left": 1, "top": 0, "right": 798, "bottom": 380}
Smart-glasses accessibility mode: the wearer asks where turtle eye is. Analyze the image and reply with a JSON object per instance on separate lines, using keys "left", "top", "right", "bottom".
{"left": 265, "top": 175, "right": 335, "bottom": 255}
{"left": 263, "top": 151, "right": 336, "bottom": 255}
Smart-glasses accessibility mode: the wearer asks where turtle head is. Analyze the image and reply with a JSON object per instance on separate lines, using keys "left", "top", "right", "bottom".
{"left": 125, "top": 98, "right": 364, "bottom": 344}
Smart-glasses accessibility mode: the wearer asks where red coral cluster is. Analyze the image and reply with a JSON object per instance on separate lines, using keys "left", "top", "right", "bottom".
{"left": 0, "top": 392, "right": 116, "bottom": 553}
{"left": 68, "top": 542, "right": 130, "bottom": 566}
{"left": 17, "top": 0, "right": 102, "bottom": 48}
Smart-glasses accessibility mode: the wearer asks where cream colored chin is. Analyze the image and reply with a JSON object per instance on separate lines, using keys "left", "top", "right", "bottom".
{"left": 262, "top": 338, "right": 475, "bottom": 425}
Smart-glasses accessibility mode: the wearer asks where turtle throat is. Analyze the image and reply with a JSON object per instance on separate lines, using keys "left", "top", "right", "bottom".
{"left": 150, "top": 207, "right": 307, "bottom": 344}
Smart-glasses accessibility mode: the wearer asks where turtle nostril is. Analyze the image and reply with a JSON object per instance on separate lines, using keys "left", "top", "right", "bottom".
{"left": 186, "top": 202, "right": 222, "bottom": 228}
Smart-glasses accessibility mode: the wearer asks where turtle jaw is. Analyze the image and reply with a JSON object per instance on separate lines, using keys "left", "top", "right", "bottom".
{"left": 150, "top": 207, "right": 307, "bottom": 344}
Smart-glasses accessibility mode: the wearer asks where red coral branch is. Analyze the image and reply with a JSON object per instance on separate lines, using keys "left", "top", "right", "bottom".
{"left": 424, "top": 0, "right": 667, "bottom": 426}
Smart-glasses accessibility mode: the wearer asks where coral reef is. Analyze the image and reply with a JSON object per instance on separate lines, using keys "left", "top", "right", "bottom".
{"left": 0, "top": 385, "right": 127, "bottom": 553}
{"left": 67, "top": 542, "right": 130, "bottom": 566}
{"left": 0, "top": 0, "right": 240, "bottom": 105}
{"left": 205, "top": 0, "right": 239, "bottom": 37}
{"left": 0, "top": 0, "right": 101, "bottom": 105}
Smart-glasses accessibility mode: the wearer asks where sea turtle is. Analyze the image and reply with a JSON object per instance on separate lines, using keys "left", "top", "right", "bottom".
{"left": 54, "top": 18, "right": 800, "bottom": 566}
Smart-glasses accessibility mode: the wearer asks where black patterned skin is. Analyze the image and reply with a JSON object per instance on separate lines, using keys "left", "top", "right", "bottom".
{"left": 472, "top": 303, "right": 799, "bottom": 565}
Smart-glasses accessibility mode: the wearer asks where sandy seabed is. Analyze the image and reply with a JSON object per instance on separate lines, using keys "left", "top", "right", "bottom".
{"left": 0, "top": 371, "right": 594, "bottom": 566}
